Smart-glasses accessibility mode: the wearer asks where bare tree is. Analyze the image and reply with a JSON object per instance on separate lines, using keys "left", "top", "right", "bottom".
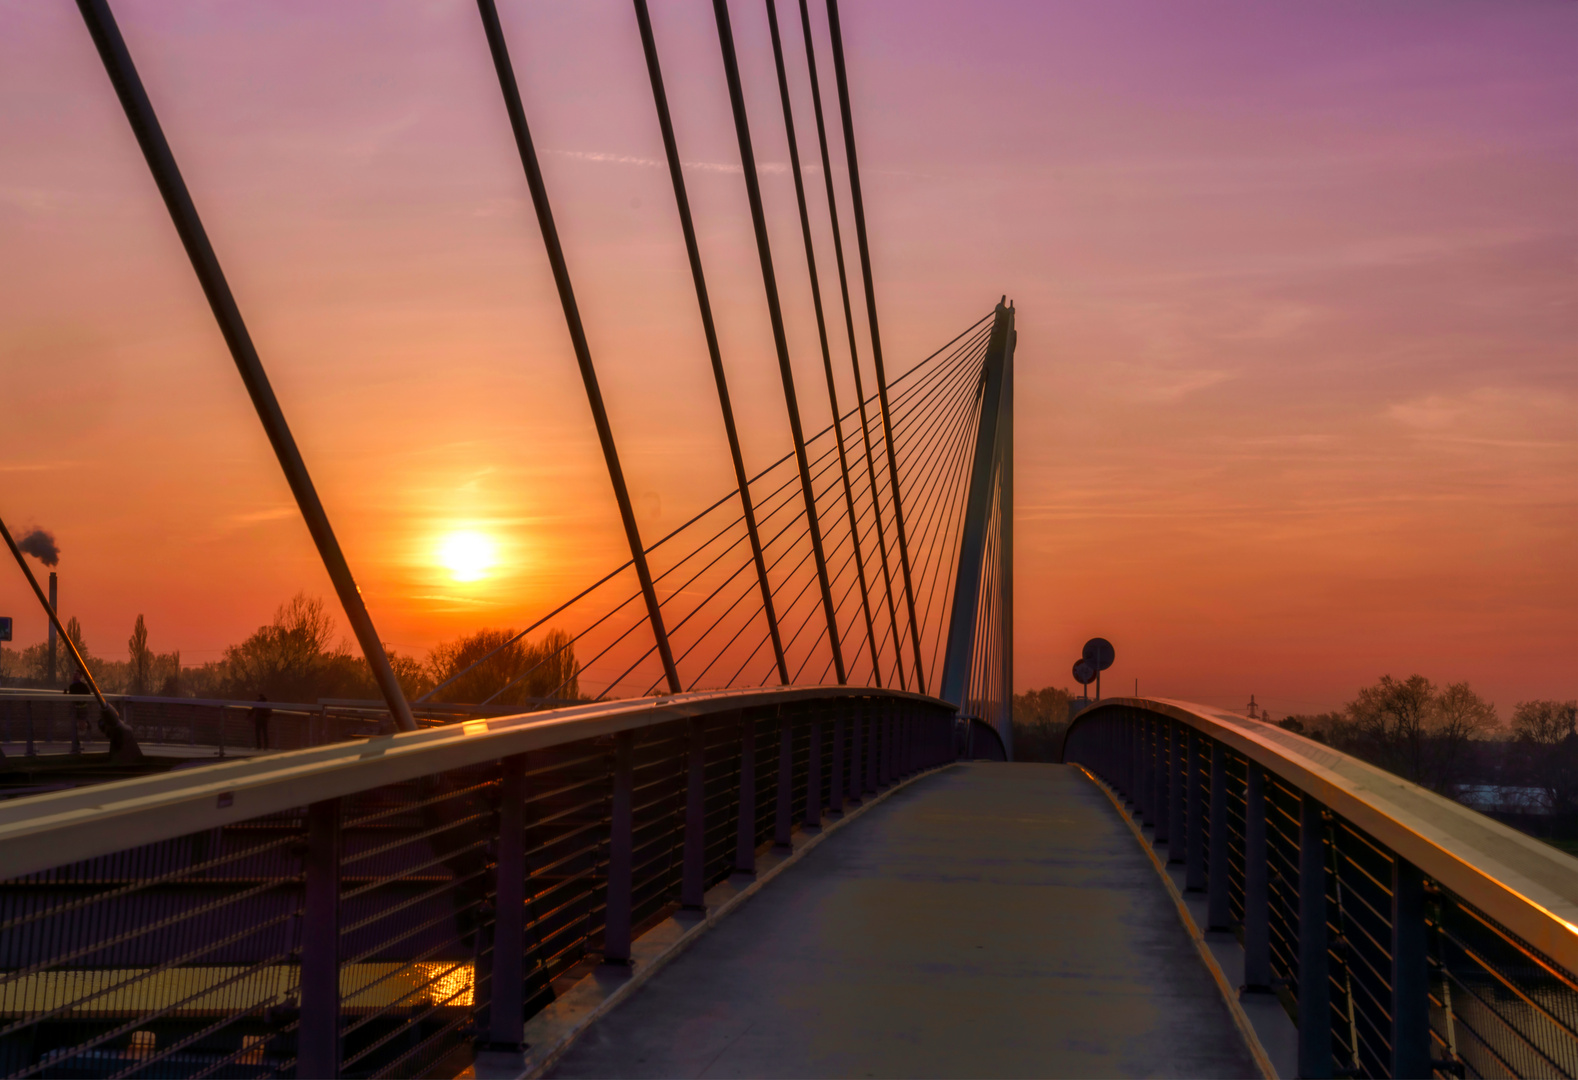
{"left": 220, "top": 593, "right": 360, "bottom": 702}
{"left": 426, "top": 628, "right": 579, "bottom": 709}
{"left": 1346, "top": 675, "right": 1495, "bottom": 795}
{"left": 1011, "top": 686, "right": 1073, "bottom": 761}
{"left": 1507, "top": 700, "right": 1578, "bottom": 818}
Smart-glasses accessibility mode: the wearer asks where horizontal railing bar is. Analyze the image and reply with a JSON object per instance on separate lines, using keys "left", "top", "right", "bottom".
{"left": 0, "top": 686, "right": 949, "bottom": 881}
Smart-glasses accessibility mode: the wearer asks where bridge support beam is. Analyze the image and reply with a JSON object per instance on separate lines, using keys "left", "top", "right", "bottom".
{"left": 850, "top": 702, "right": 864, "bottom": 802}
{"left": 1142, "top": 715, "right": 1157, "bottom": 827}
{"left": 604, "top": 730, "right": 635, "bottom": 965}
{"left": 736, "top": 711, "right": 758, "bottom": 875}
{"left": 1298, "top": 794, "right": 1333, "bottom": 1079}
{"left": 1169, "top": 723, "right": 1186, "bottom": 864}
{"left": 1154, "top": 720, "right": 1171, "bottom": 845}
{"left": 1391, "top": 858, "right": 1430, "bottom": 1080}
{"left": 489, "top": 754, "right": 527, "bottom": 1050}
{"left": 871, "top": 701, "right": 883, "bottom": 792}
{"left": 1243, "top": 763, "right": 1272, "bottom": 992}
{"left": 776, "top": 707, "right": 794, "bottom": 848}
{"left": 830, "top": 710, "right": 845, "bottom": 814}
{"left": 683, "top": 717, "right": 708, "bottom": 909}
{"left": 1208, "top": 740, "right": 1231, "bottom": 931}
{"left": 1186, "top": 731, "right": 1207, "bottom": 891}
{"left": 300, "top": 798, "right": 342, "bottom": 1078}
{"left": 806, "top": 708, "right": 822, "bottom": 828}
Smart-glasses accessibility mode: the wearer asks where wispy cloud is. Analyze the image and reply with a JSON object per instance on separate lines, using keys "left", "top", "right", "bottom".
{"left": 545, "top": 148, "right": 796, "bottom": 176}
{"left": 228, "top": 506, "right": 298, "bottom": 525}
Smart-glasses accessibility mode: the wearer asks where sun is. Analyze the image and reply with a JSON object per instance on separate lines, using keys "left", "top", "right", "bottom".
{"left": 437, "top": 530, "right": 496, "bottom": 583}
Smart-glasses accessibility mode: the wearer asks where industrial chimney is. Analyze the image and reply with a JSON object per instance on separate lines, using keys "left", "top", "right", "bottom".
{"left": 47, "top": 571, "right": 57, "bottom": 687}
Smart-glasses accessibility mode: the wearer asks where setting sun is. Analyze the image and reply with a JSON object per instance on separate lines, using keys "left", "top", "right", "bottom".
{"left": 437, "top": 530, "right": 496, "bottom": 583}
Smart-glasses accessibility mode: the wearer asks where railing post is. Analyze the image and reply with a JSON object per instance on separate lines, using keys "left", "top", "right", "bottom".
{"left": 806, "top": 705, "right": 822, "bottom": 827}
{"left": 896, "top": 701, "right": 908, "bottom": 776}
{"left": 1208, "top": 740, "right": 1231, "bottom": 930}
{"left": 299, "top": 798, "right": 342, "bottom": 1079}
{"left": 736, "top": 710, "right": 757, "bottom": 874}
{"left": 871, "top": 701, "right": 883, "bottom": 792}
{"left": 1169, "top": 722, "right": 1185, "bottom": 864}
{"left": 1119, "top": 713, "right": 1130, "bottom": 803}
{"left": 1243, "top": 763, "right": 1272, "bottom": 992}
{"left": 849, "top": 699, "right": 864, "bottom": 801}
{"left": 878, "top": 700, "right": 891, "bottom": 787}
{"left": 896, "top": 704, "right": 908, "bottom": 780}
{"left": 489, "top": 754, "right": 526, "bottom": 1049}
{"left": 604, "top": 730, "right": 635, "bottom": 964}
{"left": 776, "top": 706, "right": 794, "bottom": 847}
{"left": 1186, "top": 730, "right": 1206, "bottom": 890}
{"left": 1154, "top": 718, "right": 1171, "bottom": 846}
{"left": 1130, "top": 713, "right": 1141, "bottom": 808}
{"left": 1141, "top": 715, "right": 1156, "bottom": 827}
{"left": 1154, "top": 716, "right": 1166, "bottom": 826}
{"left": 830, "top": 705, "right": 845, "bottom": 813}
{"left": 682, "top": 717, "right": 707, "bottom": 909}
{"left": 1391, "top": 858, "right": 1429, "bottom": 1080}
{"left": 1298, "top": 794, "right": 1333, "bottom": 1079}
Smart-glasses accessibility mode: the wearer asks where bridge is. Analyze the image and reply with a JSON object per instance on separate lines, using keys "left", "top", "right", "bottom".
{"left": 1, "top": 1, "right": 1575, "bottom": 1078}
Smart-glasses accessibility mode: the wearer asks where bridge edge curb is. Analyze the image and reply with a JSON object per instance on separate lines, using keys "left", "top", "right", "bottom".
{"left": 1074, "top": 764, "right": 1285, "bottom": 1080}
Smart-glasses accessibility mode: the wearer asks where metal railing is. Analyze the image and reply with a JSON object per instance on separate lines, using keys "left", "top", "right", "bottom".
{"left": 1062, "top": 698, "right": 1578, "bottom": 1080}
{"left": 0, "top": 692, "right": 404, "bottom": 765}
{"left": 0, "top": 691, "right": 579, "bottom": 771}
{"left": 0, "top": 687, "right": 956, "bottom": 1078}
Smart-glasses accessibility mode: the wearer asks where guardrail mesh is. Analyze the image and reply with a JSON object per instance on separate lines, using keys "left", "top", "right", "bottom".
{"left": 1066, "top": 706, "right": 1578, "bottom": 1080}
{"left": 0, "top": 697, "right": 953, "bottom": 1077}
{"left": 0, "top": 812, "right": 308, "bottom": 1078}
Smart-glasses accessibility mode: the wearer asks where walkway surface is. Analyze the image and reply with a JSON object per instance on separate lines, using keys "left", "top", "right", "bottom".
{"left": 551, "top": 762, "right": 1259, "bottom": 1078}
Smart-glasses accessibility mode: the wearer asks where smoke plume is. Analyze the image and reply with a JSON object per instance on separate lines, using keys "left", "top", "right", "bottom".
{"left": 18, "top": 529, "right": 59, "bottom": 567}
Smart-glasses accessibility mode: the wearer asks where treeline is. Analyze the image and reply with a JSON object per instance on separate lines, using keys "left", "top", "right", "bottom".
{"left": 0, "top": 593, "right": 579, "bottom": 709}
{"left": 1008, "top": 675, "right": 1577, "bottom": 826}
{"left": 1010, "top": 685, "right": 1076, "bottom": 762}
{"left": 1279, "top": 678, "right": 1576, "bottom": 820}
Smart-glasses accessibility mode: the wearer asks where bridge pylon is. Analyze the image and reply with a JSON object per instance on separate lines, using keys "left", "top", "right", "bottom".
{"left": 939, "top": 300, "right": 1015, "bottom": 755}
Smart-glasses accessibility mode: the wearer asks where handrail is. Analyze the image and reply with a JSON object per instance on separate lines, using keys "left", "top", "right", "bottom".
{"left": 959, "top": 714, "right": 1008, "bottom": 761}
{"left": 1062, "top": 696, "right": 1578, "bottom": 979}
{"left": 0, "top": 684, "right": 948, "bottom": 881}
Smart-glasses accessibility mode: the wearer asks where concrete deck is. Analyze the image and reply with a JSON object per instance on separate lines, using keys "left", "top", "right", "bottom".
{"left": 550, "top": 762, "right": 1260, "bottom": 1079}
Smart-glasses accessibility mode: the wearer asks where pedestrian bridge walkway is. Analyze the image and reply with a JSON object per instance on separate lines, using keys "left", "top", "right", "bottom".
{"left": 546, "top": 763, "right": 1263, "bottom": 1078}
{"left": 1, "top": 692, "right": 1572, "bottom": 1080}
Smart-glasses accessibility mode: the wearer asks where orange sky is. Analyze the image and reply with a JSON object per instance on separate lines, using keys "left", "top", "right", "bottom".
{"left": 2, "top": 1, "right": 1574, "bottom": 716}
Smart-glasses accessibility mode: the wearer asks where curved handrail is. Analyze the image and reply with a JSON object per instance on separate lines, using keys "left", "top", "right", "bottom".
{"left": 959, "top": 715, "right": 1008, "bottom": 761}
{"left": 0, "top": 684, "right": 952, "bottom": 881}
{"left": 1062, "top": 696, "right": 1578, "bottom": 975}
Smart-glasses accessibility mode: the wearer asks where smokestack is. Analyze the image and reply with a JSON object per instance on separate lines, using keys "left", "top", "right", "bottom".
{"left": 47, "top": 572, "right": 57, "bottom": 687}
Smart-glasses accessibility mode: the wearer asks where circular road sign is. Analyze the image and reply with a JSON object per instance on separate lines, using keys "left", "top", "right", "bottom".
{"left": 1082, "top": 637, "right": 1115, "bottom": 671}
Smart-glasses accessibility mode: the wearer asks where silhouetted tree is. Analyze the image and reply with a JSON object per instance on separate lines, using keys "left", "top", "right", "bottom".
{"left": 1011, "top": 686, "right": 1073, "bottom": 762}
{"left": 128, "top": 614, "right": 153, "bottom": 694}
{"left": 219, "top": 593, "right": 368, "bottom": 702}
{"left": 1506, "top": 700, "right": 1578, "bottom": 820}
{"left": 426, "top": 627, "right": 579, "bottom": 709}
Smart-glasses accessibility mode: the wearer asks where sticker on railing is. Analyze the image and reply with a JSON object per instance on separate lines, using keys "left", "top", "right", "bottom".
{"left": 463, "top": 720, "right": 488, "bottom": 736}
